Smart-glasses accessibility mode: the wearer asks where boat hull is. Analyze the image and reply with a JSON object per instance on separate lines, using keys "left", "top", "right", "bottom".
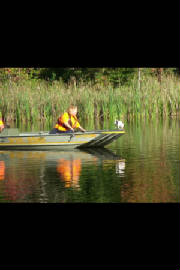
{"left": 0, "top": 129, "right": 125, "bottom": 150}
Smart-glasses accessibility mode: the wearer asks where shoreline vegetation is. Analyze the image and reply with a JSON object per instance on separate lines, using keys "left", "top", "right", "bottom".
{"left": 0, "top": 68, "right": 180, "bottom": 129}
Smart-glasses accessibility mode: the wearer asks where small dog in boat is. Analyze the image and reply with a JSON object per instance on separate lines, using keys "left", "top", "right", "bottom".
{"left": 114, "top": 120, "right": 124, "bottom": 129}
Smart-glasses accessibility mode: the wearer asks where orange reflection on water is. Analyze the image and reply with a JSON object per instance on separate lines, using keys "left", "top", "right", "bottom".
{"left": 57, "top": 159, "right": 81, "bottom": 188}
{"left": 0, "top": 161, "right": 5, "bottom": 180}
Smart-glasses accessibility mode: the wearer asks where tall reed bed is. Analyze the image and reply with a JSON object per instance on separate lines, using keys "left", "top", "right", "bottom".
{"left": 0, "top": 74, "right": 179, "bottom": 126}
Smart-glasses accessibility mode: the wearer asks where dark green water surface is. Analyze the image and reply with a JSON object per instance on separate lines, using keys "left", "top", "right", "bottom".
{"left": 0, "top": 117, "right": 179, "bottom": 202}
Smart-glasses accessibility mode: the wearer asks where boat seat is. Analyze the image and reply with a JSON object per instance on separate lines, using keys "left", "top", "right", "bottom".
{"left": 0, "top": 128, "right": 19, "bottom": 136}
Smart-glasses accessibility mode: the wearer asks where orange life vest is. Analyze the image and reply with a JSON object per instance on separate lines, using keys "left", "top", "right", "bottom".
{"left": 55, "top": 112, "right": 80, "bottom": 131}
{"left": 0, "top": 119, "right": 4, "bottom": 127}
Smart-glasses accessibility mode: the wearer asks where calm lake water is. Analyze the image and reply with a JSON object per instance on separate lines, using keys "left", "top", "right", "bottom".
{"left": 0, "top": 117, "right": 179, "bottom": 203}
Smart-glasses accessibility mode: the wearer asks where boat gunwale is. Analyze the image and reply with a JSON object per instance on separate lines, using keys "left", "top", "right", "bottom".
{"left": 0, "top": 129, "right": 125, "bottom": 138}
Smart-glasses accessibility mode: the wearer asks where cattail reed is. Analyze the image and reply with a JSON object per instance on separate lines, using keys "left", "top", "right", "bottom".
{"left": 0, "top": 73, "right": 179, "bottom": 126}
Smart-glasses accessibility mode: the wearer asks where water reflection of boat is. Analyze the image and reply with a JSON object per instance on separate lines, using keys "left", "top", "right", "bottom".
{"left": 0, "top": 128, "right": 125, "bottom": 150}
{"left": 0, "top": 148, "right": 125, "bottom": 171}
{"left": 0, "top": 148, "right": 123, "bottom": 161}
{"left": 0, "top": 148, "right": 125, "bottom": 201}
{"left": 82, "top": 147, "right": 124, "bottom": 161}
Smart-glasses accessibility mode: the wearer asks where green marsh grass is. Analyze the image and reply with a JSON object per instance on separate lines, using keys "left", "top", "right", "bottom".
{"left": 0, "top": 74, "right": 179, "bottom": 128}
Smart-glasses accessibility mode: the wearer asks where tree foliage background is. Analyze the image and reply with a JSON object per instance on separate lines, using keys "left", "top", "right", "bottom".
{"left": 0, "top": 67, "right": 179, "bottom": 86}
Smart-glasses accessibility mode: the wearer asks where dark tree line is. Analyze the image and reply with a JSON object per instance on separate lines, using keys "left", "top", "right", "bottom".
{"left": 0, "top": 68, "right": 179, "bottom": 86}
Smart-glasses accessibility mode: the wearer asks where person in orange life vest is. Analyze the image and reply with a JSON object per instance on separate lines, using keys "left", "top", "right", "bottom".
{"left": 50, "top": 105, "right": 86, "bottom": 134}
{"left": 0, "top": 112, "right": 5, "bottom": 133}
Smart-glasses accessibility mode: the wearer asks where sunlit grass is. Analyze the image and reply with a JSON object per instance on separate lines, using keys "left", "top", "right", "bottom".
{"left": 0, "top": 74, "right": 179, "bottom": 127}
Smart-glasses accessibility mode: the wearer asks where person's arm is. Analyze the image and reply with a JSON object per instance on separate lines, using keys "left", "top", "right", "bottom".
{"left": 64, "top": 122, "right": 74, "bottom": 131}
{"left": 78, "top": 126, "right": 86, "bottom": 132}
{"left": 61, "top": 113, "right": 74, "bottom": 131}
{"left": 73, "top": 117, "right": 85, "bottom": 132}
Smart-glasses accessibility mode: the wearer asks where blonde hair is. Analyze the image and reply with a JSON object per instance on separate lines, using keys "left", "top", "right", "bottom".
{"left": 68, "top": 105, "right": 77, "bottom": 113}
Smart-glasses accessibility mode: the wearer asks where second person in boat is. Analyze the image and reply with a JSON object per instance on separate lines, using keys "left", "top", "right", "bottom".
{"left": 50, "top": 105, "right": 86, "bottom": 134}
{"left": 0, "top": 112, "right": 5, "bottom": 133}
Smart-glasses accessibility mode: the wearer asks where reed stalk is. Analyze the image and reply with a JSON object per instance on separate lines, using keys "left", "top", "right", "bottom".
{"left": 0, "top": 74, "right": 179, "bottom": 126}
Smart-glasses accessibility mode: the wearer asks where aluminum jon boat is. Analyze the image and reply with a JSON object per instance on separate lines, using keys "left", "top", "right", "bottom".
{"left": 0, "top": 128, "right": 125, "bottom": 150}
